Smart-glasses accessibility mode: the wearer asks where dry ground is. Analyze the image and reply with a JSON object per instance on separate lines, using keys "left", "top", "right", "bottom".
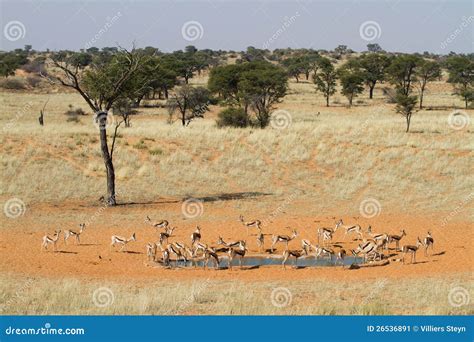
{"left": 0, "top": 76, "right": 472, "bottom": 314}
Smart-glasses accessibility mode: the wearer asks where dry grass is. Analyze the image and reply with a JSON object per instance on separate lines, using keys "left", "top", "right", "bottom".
{"left": 0, "top": 79, "right": 472, "bottom": 217}
{"left": 1, "top": 273, "right": 472, "bottom": 315}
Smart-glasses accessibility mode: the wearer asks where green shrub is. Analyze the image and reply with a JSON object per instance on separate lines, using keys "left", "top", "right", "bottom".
{"left": 216, "top": 107, "right": 249, "bottom": 128}
{"left": 0, "top": 78, "right": 26, "bottom": 90}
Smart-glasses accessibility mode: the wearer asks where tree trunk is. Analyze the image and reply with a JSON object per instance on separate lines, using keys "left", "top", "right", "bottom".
{"left": 181, "top": 112, "right": 186, "bottom": 126}
{"left": 295, "top": 75, "right": 299, "bottom": 83}
{"left": 465, "top": 97, "right": 468, "bottom": 109}
{"left": 349, "top": 95, "right": 353, "bottom": 107}
{"left": 305, "top": 71, "right": 309, "bottom": 80}
{"left": 369, "top": 84, "right": 375, "bottom": 99}
{"left": 164, "top": 87, "right": 169, "bottom": 99}
{"left": 419, "top": 90, "right": 424, "bottom": 109}
{"left": 326, "top": 95, "right": 329, "bottom": 107}
{"left": 406, "top": 114, "right": 411, "bottom": 133}
{"left": 98, "top": 115, "right": 116, "bottom": 205}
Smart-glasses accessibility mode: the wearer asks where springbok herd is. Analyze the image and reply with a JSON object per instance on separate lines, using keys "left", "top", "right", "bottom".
{"left": 41, "top": 215, "right": 435, "bottom": 269}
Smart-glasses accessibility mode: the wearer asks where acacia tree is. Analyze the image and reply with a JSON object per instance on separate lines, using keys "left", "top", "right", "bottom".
{"left": 208, "top": 61, "right": 287, "bottom": 127}
{"left": 358, "top": 53, "right": 390, "bottom": 99}
{"left": 387, "top": 55, "right": 422, "bottom": 96}
{"left": 167, "top": 85, "right": 211, "bottom": 126}
{"left": 387, "top": 55, "right": 422, "bottom": 132}
{"left": 48, "top": 48, "right": 154, "bottom": 205}
{"left": 238, "top": 62, "right": 288, "bottom": 127}
{"left": 395, "top": 92, "right": 418, "bottom": 132}
{"left": 338, "top": 61, "right": 365, "bottom": 106}
{"left": 416, "top": 60, "right": 441, "bottom": 109}
{"left": 445, "top": 55, "right": 474, "bottom": 109}
{"left": 313, "top": 57, "right": 337, "bottom": 107}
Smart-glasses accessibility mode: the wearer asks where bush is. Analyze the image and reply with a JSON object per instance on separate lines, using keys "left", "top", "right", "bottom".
{"left": 26, "top": 76, "right": 42, "bottom": 88}
{"left": 0, "top": 78, "right": 26, "bottom": 90}
{"left": 216, "top": 107, "right": 250, "bottom": 128}
{"left": 65, "top": 105, "right": 85, "bottom": 123}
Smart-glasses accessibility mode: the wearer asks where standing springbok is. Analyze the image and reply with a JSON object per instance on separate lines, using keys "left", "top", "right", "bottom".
{"left": 301, "top": 239, "right": 313, "bottom": 255}
{"left": 159, "top": 226, "right": 176, "bottom": 246}
{"left": 190, "top": 226, "right": 202, "bottom": 246}
{"left": 41, "top": 230, "right": 61, "bottom": 251}
{"left": 401, "top": 238, "right": 423, "bottom": 264}
{"left": 228, "top": 241, "right": 247, "bottom": 270}
{"left": 146, "top": 242, "right": 158, "bottom": 261}
{"left": 256, "top": 231, "right": 265, "bottom": 252}
{"left": 203, "top": 247, "right": 220, "bottom": 269}
{"left": 422, "top": 231, "right": 434, "bottom": 256}
{"left": 64, "top": 223, "right": 86, "bottom": 245}
{"left": 335, "top": 249, "right": 346, "bottom": 266}
{"left": 239, "top": 215, "right": 262, "bottom": 235}
{"left": 270, "top": 229, "right": 298, "bottom": 252}
{"left": 111, "top": 233, "right": 136, "bottom": 252}
{"left": 314, "top": 245, "right": 334, "bottom": 260}
{"left": 387, "top": 229, "right": 406, "bottom": 251}
{"left": 317, "top": 220, "right": 341, "bottom": 245}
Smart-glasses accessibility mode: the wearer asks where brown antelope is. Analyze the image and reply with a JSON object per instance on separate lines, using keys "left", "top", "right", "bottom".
{"left": 282, "top": 249, "right": 304, "bottom": 268}
{"left": 256, "top": 231, "right": 265, "bottom": 252}
{"left": 64, "top": 223, "right": 85, "bottom": 245}
{"left": 203, "top": 247, "right": 220, "bottom": 269}
{"left": 351, "top": 240, "right": 378, "bottom": 262}
{"left": 401, "top": 238, "right": 423, "bottom": 264}
{"left": 317, "top": 220, "right": 342, "bottom": 245}
{"left": 228, "top": 241, "right": 247, "bottom": 270}
{"left": 239, "top": 215, "right": 262, "bottom": 235}
{"left": 387, "top": 229, "right": 406, "bottom": 251}
{"left": 314, "top": 245, "right": 334, "bottom": 260}
{"left": 159, "top": 226, "right": 176, "bottom": 245}
{"left": 301, "top": 239, "right": 313, "bottom": 255}
{"left": 422, "top": 231, "right": 434, "bottom": 256}
{"left": 217, "top": 236, "right": 245, "bottom": 249}
{"left": 146, "top": 242, "right": 158, "bottom": 261}
{"left": 271, "top": 229, "right": 298, "bottom": 252}
{"left": 339, "top": 219, "right": 363, "bottom": 240}
{"left": 111, "top": 233, "right": 136, "bottom": 252}
{"left": 191, "top": 226, "right": 202, "bottom": 246}
{"left": 367, "top": 226, "right": 389, "bottom": 250}
{"left": 146, "top": 216, "right": 169, "bottom": 230}
{"left": 41, "top": 230, "right": 61, "bottom": 251}
{"left": 336, "top": 249, "right": 346, "bottom": 266}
